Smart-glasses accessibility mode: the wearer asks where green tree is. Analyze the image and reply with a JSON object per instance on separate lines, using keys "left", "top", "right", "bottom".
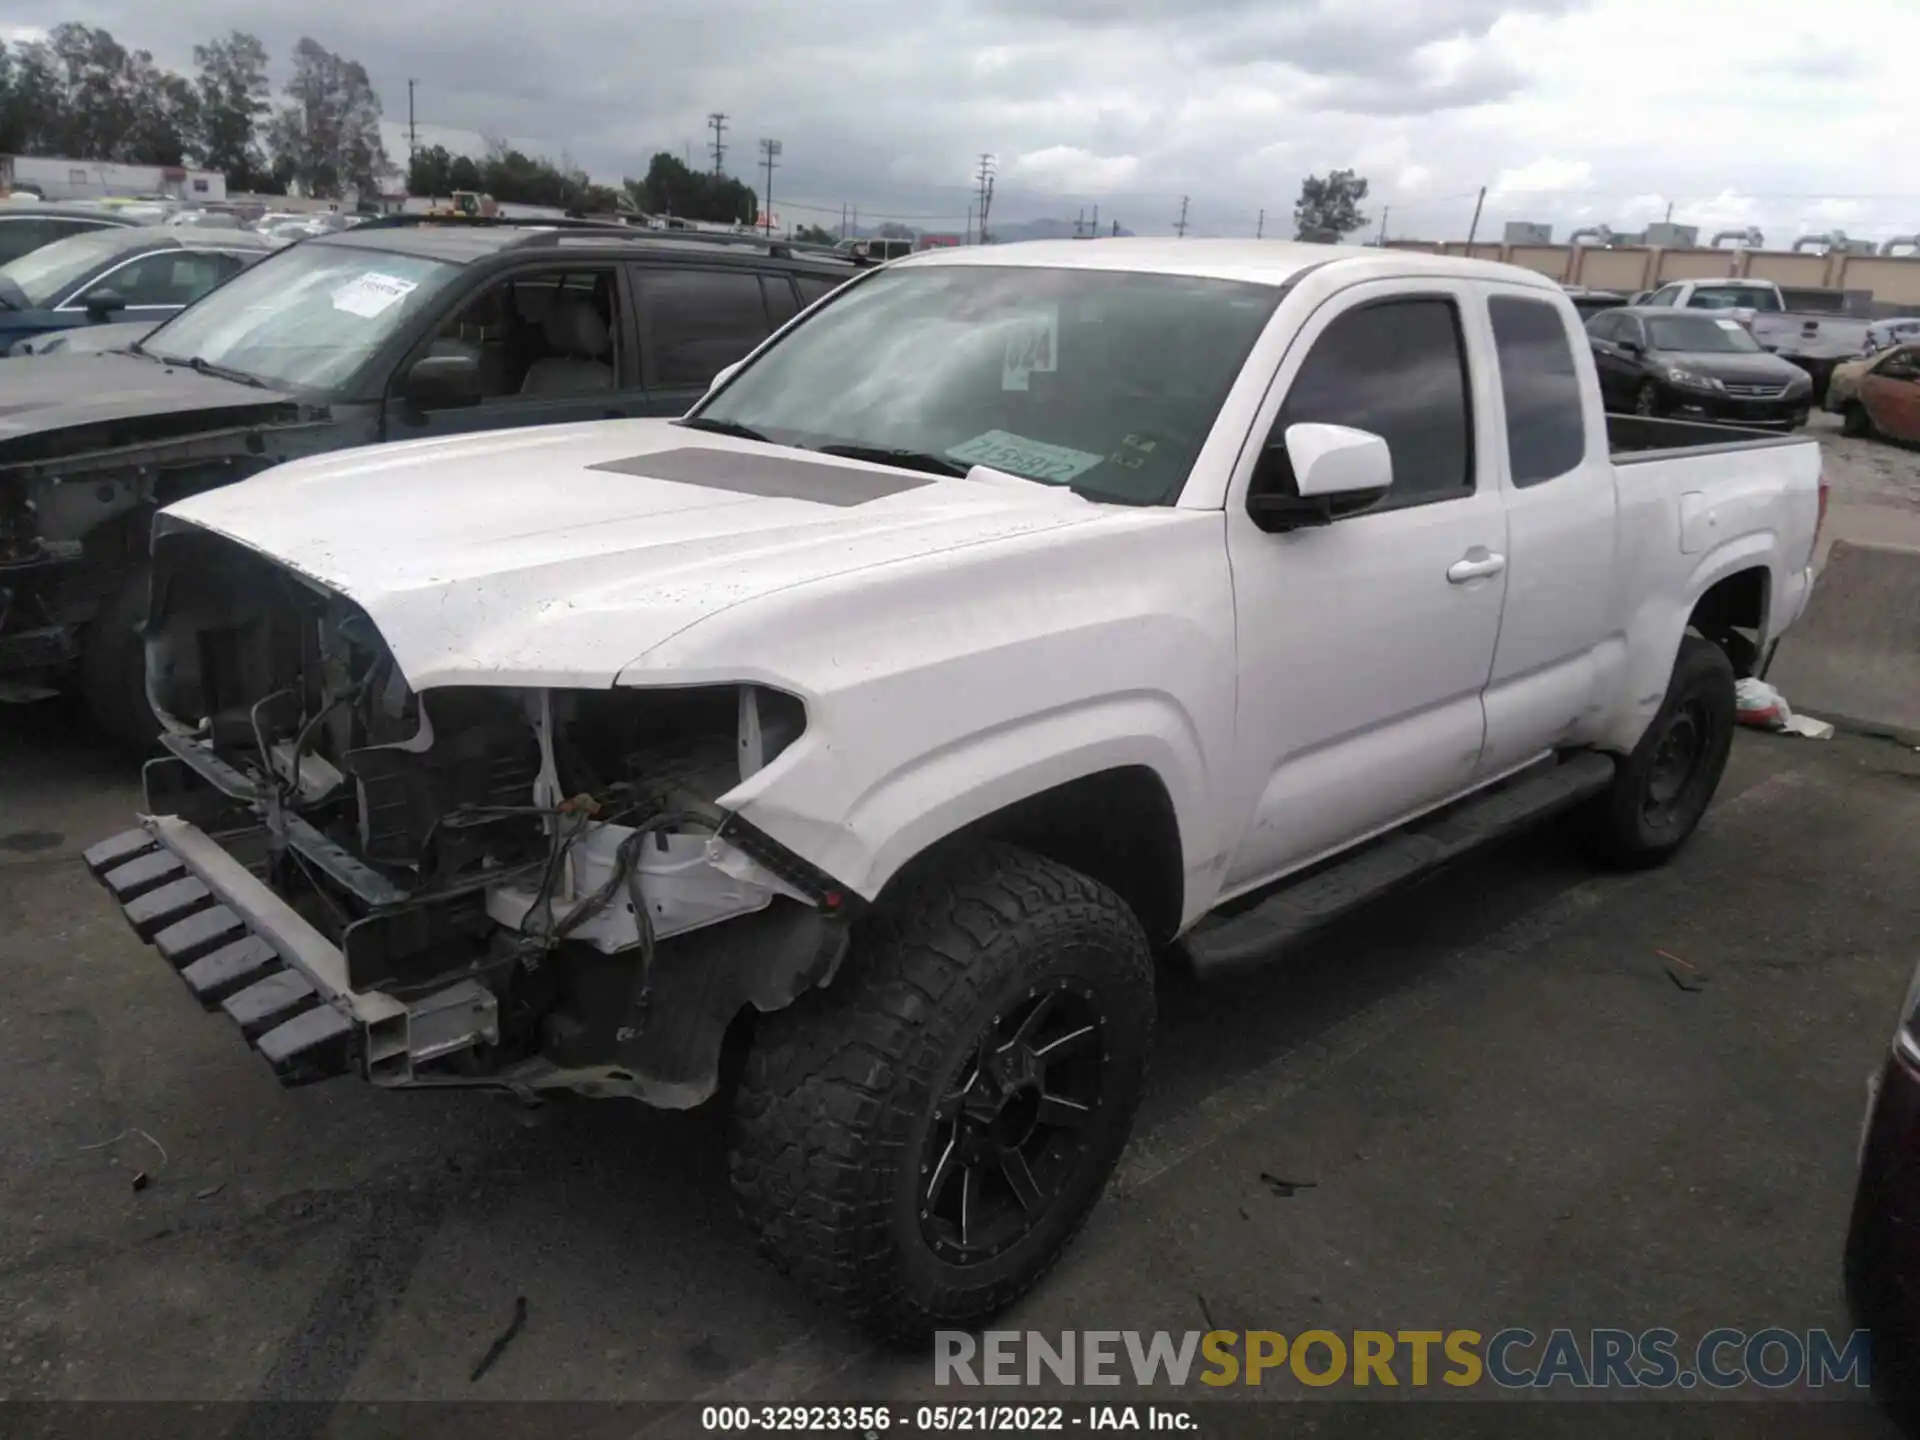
{"left": 265, "top": 37, "right": 389, "bottom": 199}
{"left": 793, "top": 223, "right": 836, "bottom": 245}
{"left": 627, "top": 152, "right": 756, "bottom": 224}
{"left": 191, "top": 31, "right": 272, "bottom": 188}
{"left": 1294, "top": 169, "right": 1370, "bottom": 241}
{"left": 407, "top": 142, "right": 454, "bottom": 196}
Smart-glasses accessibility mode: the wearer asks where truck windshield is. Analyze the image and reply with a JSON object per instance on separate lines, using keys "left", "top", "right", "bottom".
{"left": 136, "top": 241, "right": 460, "bottom": 392}
{"left": 1647, "top": 315, "right": 1765, "bottom": 353}
{"left": 692, "top": 264, "right": 1282, "bottom": 505}
{"left": 1688, "top": 286, "right": 1784, "bottom": 313}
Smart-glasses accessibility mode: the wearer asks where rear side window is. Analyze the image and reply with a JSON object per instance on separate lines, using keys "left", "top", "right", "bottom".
{"left": 762, "top": 274, "right": 799, "bottom": 330}
{"left": 0, "top": 216, "right": 110, "bottom": 265}
{"left": 633, "top": 266, "right": 770, "bottom": 389}
{"left": 1273, "top": 297, "right": 1473, "bottom": 508}
{"left": 1488, "top": 295, "right": 1587, "bottom": 487}
{"left": 1585, "top": 312, "right": 1619, "bottom": 341}
{"left": 795, "top": 274, "right": 844, "bottom": 306}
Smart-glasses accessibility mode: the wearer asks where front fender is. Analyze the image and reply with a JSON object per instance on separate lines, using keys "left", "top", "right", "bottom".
{"left": 731, "top": 691, "right": 1213, "bottom": 911}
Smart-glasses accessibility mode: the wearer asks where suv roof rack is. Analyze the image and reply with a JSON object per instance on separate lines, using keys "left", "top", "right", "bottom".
{"left": 352, "top": 214, "right": 640, "bottom": 235}
{"left": 353, "top": 212, "right": 874, "bottom": 265}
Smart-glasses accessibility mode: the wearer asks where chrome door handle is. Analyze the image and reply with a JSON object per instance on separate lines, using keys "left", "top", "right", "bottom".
{"left": 1448, "top": 551, "right": 1507, "bottom": 583}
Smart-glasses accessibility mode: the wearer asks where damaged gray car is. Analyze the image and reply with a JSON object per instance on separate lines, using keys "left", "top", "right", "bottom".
{"left": 0, "top": 217, "right": 857, "bottom": 735}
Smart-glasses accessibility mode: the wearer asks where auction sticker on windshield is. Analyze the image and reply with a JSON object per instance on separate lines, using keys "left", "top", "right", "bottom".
{"left": 332, "top": 272, "right": 418, "bottom": 319}
{"left": 947, "top": 430, "right": 1105, "bottom": 484}
{"left": 1001, "top": 308, "right": 1058, "bottom": 392}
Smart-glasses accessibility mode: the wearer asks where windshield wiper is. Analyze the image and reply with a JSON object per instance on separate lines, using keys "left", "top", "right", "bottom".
{"left": 810, "top": 443, "right": 968, "bottom": 478}
{"left": 147, "top": 352, "right": 266, "bottom": 388}
{"left": 674, "top": 416, "right": 770, "bottom": 442}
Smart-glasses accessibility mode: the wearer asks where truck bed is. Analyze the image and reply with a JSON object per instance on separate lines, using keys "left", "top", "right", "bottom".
{"left": 1607, "top": 413, "right": 1814, "bottom": 463}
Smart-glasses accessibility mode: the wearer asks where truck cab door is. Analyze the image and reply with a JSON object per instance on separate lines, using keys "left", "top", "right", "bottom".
{"left": 1220, "top": 281, "right": 1510, "bottom": 891}
{"left": 1476, "top": 286, "right": 1621, "bottom": 777}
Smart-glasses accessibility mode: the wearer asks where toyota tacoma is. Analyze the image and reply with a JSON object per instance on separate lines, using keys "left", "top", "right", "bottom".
{"left": 84, "top": 240, "right": 1825, "bottom": 1341}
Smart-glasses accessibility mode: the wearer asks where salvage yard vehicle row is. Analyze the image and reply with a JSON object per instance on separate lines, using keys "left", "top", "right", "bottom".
{"left": 0, "top": 218, "right": 860, "bottom": 726}
{"left": 78, "top": 239, "right": 1822, "bottom": 1340}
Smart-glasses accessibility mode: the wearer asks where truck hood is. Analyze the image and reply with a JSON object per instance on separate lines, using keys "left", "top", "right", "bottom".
{"left": 160, "top": 419, "right": 1114, "bottom": 691}
{"left": 0, "top": 351, "right": 303, "bottom": 464}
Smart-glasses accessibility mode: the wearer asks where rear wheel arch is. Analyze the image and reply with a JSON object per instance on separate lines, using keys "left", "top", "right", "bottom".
{"left": 1686, "top": 565, "right": 1771, "bottom": 678}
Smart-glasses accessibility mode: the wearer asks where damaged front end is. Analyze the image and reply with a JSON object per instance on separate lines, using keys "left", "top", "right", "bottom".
{"left": 84, "top": 523, "right": 850, "bottom": 1104}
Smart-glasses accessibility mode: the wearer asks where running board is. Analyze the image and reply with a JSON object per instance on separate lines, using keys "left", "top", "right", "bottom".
{"left": 1181, "top": 752, "right": 1618, "bottom": 977}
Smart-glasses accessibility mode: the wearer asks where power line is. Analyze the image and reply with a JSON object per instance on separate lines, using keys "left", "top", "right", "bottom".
{"left": 707, "top": 112, "right": 728, "bottom": 176}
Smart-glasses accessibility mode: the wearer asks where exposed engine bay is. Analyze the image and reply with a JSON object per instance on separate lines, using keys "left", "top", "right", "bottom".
{"left": 126, "top": 522, "right": 850, "bottom": 1105}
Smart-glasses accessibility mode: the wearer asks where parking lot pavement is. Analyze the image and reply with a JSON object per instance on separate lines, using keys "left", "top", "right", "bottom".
{"left": 2, "top": 699, "right": 1918, "bottom": 1434}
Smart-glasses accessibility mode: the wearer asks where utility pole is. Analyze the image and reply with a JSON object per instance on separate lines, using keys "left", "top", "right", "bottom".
{"left": 1465, "top": 185, "right": 1486, "bottom": 248}
{"left": 406, "top": 79, "right": 419, "bottom": 161}
{"left": 759, "top": 138, "right": 781, "bottom": 237}
{"left": 1091, "top": 203, "right": 1099, "bottom": 235}
{"left": 707, "top": 113, "right": 728, "bottom": 175}
{"left": 840, "top": 201, "right": 848, "bottom": 240}
{"left": 975, "top": 154, "right": 995, "bottom": 244}
{"left": 1174, "top": 195, "right": 1189, "bottom": 238}
{"left": 1664, "top": 199, "right": 1674, "bottom": 223}
{"left": 1377, "top": 206, "right": 1389, "bottom": 245}
{"left": 1256, "top": 208, "right": 1264, "bottom": 239}
{"left": 1075, "top": 207, "right": 1085, "bottom": 237}
{"left": 965, "top": 203, "right": 973, "bottom": 246}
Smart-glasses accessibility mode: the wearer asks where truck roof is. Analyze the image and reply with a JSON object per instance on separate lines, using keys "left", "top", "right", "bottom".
{"left": 893, "top": 238, "right": 1565, "bottom": 292}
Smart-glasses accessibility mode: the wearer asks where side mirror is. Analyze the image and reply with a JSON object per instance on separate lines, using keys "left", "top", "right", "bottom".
{"left": 84, "top": 289, "right": 127, "bottom": 321}
{"left": 1618, "top": 339, "right": 1643, "bottom": 355}
{"left": 399, "top": 352, "right": 481, "bottom": 408}
{"left": 1247, "top": 423, "right": 1392, "bottom": 534}
{"left": 706, "top": 360, "right": 743, "bottom": 394}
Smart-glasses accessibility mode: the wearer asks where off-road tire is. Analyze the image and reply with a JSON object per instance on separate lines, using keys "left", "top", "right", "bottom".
{"left": 1579, "top": 634, "right": 1736, "bottom": 870}
{"left": 728, "top": 843, "right": 1155, "bottom": 1344}
{"left": 1842, "top": 401, "right": 1874, "bottom": 438}
{"left": 79, "top": 566, "right": 159, "bottom": 750}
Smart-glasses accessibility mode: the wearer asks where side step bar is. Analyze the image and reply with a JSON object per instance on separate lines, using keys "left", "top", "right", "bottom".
{"left": 1181, "top": 751, "right": 1617, "bottom": 977}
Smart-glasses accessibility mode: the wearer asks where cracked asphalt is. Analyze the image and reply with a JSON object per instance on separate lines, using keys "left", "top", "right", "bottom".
{"left": 3, "top": 421, "right": 1919, "bottom": 1436}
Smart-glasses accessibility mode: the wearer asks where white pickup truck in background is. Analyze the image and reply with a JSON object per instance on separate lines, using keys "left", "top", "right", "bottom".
{"left": 84, "top": 240, "right": 1825, "bottom": 1341}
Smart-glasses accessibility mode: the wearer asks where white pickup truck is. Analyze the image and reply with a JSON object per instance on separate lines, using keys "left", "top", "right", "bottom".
{"left": 84, "top": 240, "right": 1825, "bottom": 1341}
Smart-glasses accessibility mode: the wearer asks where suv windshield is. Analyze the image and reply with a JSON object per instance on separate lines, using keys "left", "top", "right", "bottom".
{"left": 137, "top": 241, "right": 460, "bottom": 391}
{"left": 1647, "top": 315, "right": 1765, "bottom": 353}
{"left": 693, "top": 264, "right": 1281, "bottom": 504}
{"left": 1688, "top": 285, "right": 1784, "bottom": 313}
{"left": 0, "top": 226, "right": 153, "bottom": 308}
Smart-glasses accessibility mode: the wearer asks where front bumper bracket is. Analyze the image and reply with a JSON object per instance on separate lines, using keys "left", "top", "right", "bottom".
{"left": 84, "top": 818, "right": 497, "bottom": 1088}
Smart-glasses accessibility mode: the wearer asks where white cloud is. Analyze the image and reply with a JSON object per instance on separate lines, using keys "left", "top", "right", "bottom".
{"left": 1492, "top": 158, "right": 1594, "bottom": 196}
{"left": 1004, "top": 145, "right": 1141, "bottom": 194}
{"left": 0, "top": 0, "right": 1914, "bottom": 244}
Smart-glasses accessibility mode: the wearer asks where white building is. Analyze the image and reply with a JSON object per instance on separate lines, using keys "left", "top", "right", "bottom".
{"left": 1, "top": 154, "right": 227, "bottom": 203}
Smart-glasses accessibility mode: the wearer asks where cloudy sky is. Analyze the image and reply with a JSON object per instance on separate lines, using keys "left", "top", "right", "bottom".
{"left": 5, "top": 0, "right": 1915, "bottom": 244}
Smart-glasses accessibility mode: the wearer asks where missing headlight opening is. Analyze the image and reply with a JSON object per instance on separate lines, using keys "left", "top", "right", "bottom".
{"left": 137, "top": 525, "right": 842, "bottom": 1105}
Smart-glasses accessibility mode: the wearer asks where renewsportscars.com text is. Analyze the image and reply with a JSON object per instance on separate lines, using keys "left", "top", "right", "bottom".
{"left": 935, "top": 1328, "right": 1873, "bottom": 1391}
